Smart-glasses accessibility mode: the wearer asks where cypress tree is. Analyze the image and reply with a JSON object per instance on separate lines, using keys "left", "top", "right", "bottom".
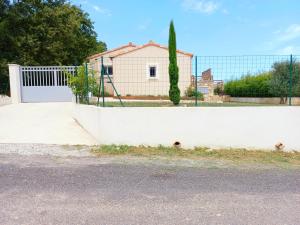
{"left": 168, "top": 20, "right": 180, "bottom": 105}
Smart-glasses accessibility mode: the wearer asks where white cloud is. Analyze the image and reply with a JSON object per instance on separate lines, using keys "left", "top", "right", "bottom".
{"left": 277, "top": 24, "right": 300, "bottom": 42}
{"left": 93, "top": 5, "right": 112, "bottom": 16}
{"left": 276, "top": 46, "right": 300, "bottom": 55}
{"left": 182, "top": 0, "right": 219, "bottom": 14}
{"left": 262, "top": 24, "right": 300, "bottom": 54}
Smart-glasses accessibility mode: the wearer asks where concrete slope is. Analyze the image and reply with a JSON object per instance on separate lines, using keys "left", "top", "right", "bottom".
{"left": 0, "top": 103, "right": 97, "bottom": 145}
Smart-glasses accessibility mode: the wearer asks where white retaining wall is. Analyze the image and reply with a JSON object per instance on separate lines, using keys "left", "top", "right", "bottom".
{"left": 0, "top": 95, "right": 11, "bottom": 106}
{"left": 73, "top": 104, "right": 300, "bottom": 151}
{"left": 230, "top": 97, "right": 300, "bottom": 105}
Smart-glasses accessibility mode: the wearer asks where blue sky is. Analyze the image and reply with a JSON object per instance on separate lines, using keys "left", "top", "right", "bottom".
{"left": 72, "top": 0, "right": 300, "bottom": 56}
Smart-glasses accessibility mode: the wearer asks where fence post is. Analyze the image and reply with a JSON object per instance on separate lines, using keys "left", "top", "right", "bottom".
{"left": 8, "top": 64, "right": 22, "bottom": 104}
{"left": 289, "top": 54, "right": 293, "bottom": 106}
{"left": 105, "top": 68, "right": 124, "bottom": 107}
{"left": 101, "top": 56, "right": 105, "bottom": 107}
{"left": 74, "top": 66, "right": 78, "bottom": 103}
{"left": 85, "top": 62, "right": 89, "bottom": 105}
{"left": 195, "top": 56, "right": 198, "bottom": 106}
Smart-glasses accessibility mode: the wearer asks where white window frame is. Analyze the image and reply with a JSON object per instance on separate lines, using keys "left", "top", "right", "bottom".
{"left": 146, "top": 63, "right": 159, "bottom": 79}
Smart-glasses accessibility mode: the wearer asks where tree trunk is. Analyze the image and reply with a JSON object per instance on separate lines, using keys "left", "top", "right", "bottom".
{"left": 280, "top": 96, "right": 288, "bottom": 104}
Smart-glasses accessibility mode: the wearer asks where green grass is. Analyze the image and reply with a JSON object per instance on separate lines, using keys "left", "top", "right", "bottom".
{"left": 91, "top": 101, "right": 283, "bottom": 107}
{"left": 91, "top": 145, "right": 300, "bottom": 167}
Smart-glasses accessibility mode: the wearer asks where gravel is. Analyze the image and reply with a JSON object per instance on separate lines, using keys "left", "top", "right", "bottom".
{"left": 0, "top": 143, "right": 92, "bottom": 157}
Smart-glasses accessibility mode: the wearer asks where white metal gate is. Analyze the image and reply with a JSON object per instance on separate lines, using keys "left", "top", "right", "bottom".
{"left": 20, "top": 66, "right": 76, "bottom": 103}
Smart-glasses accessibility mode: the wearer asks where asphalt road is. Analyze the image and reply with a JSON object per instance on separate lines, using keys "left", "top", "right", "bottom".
{"left": 0, "top": 154, "right": 299, "bottom": 225}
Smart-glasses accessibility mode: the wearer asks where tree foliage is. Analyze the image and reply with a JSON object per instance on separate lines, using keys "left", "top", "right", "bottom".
{"left": 168, "top": 20, "right": 180, "bottom": 105}
{"left": 91, "top": 41, "right": 107, "bottom": 55}
{"left": 0, "top": 0, "right": 106, "bottom": 94}
{"left": 269, "top": 60, "right": 300, "bottom": 103}
{"left": 0, "top": 0, "right": 11, "bottom": 94}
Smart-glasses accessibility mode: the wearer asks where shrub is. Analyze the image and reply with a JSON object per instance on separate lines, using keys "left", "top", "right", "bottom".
{"left": 224, "top": 61, "right": 300, "bottom": 101}
{"left": 185, "top": 86, "right": 204, "bottom": 100}
{"left": 67, "top": 65, "right": 99, "bottom": 103}
{"left": 224, "top": 72, "right": 272, "bottom": 97}
{"left": 185, "top": 86, "right": 194, "bottom": 97}
{"left": 214, "top": 86, "right": 224, "bottom": 96}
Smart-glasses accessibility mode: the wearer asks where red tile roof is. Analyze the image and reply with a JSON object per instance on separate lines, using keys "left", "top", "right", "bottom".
{"left": 111, "top": 41, "right": 193, "bottom": 58}
{"left": 88, "top": 41, "right": 193, "bottom": 60}
{"left": 88, "top": 42, "right": 137, "bottom": 60}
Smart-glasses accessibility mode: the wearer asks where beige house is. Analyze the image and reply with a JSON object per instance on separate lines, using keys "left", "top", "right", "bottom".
{"left": 88, "top": 41, "right": 193, "bottom": 96}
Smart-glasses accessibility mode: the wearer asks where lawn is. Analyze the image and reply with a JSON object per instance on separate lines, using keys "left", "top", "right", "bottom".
{"left": 92, "top": 145, "right": 300, "bottom": 168}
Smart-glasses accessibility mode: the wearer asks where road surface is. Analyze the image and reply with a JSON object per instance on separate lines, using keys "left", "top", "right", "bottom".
{"left": 0, "top": 153, "right": 299, "bottom": 225}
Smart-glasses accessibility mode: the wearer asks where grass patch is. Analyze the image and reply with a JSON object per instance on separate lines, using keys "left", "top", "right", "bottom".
{"left": 91, "top": 101, "right": 282, "bottom": 107}
{"left": 91, "top": 145, "right": 300, "bottom": 167}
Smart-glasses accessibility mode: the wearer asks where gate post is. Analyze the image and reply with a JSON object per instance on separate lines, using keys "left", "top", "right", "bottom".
{"left": 8, "top": 64, "right": 22, "bottom": 104}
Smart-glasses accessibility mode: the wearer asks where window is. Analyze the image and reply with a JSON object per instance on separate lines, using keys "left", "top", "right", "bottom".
{"left": 149, "top": 66, "right": 156, "bottom": 77}
{"left": 103, "top": 66, "right": 113, "bottom": 76}
{"left": 147, "top": 64, "right": 158, "bottom": 79}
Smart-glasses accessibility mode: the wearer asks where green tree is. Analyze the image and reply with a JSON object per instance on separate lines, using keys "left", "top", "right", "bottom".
{"left": 0, "top": 0, "right": 105, "bottom": 94}
{"left": 91, "top": 41, "right": 107, "bottom": 55}
{"left": 168, "top": 20, "right": 180, "bottom": 105}
{"left": 0, "top": 0, "right": 11, "bottom": 94}
{"left": 269, "top": 61, "right": 300, "bottom": 104}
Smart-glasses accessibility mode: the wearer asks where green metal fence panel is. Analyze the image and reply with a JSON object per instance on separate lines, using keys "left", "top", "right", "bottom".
{"left": 77, "top": 55, "right": 300, "bottom": 107}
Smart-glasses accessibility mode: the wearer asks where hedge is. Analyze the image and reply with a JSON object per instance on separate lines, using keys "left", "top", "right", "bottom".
{"left": 224, "top": 72, "right": 273, "bottom": 97}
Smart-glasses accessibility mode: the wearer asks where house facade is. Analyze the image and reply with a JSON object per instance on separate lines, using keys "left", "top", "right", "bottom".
{"left": 88, "top": 41, "right": 193, "bottom": 96}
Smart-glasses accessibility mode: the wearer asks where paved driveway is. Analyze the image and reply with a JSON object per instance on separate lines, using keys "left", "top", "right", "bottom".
{"left": 0, "top": 103, "right": 97, "bottom": 145}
